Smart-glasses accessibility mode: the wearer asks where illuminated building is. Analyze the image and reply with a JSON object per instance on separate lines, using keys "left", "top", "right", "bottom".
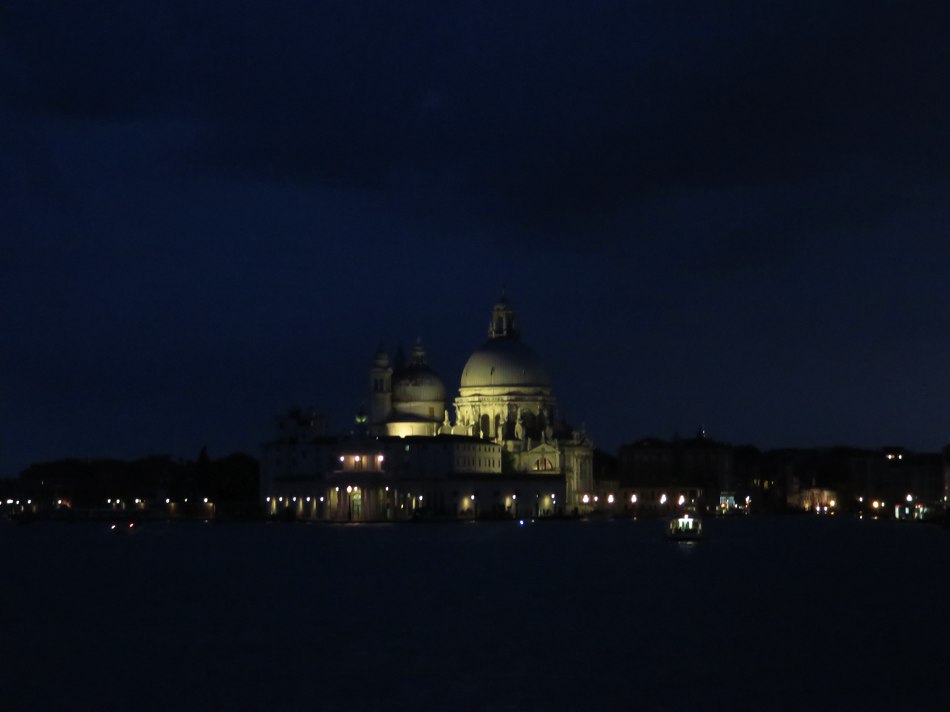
{"left": 261, "top": 294, "right": 592, "bottom": 520}
{"left": 369, "top": 293, "right": 593, "bottom": 513}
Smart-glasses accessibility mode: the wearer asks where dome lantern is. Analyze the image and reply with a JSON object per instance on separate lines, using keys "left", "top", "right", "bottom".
{"left": 488, "top": 291, "right": 519, "bottom": 340}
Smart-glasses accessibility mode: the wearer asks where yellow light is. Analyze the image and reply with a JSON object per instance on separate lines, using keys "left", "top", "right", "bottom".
{"left": 57, "top": 499, "right": 62, "bottom": 505}
{"left": 354, "top": 456, "right": 361, "bottom": 462}
{"left": 512, "top": 494, "right": 517, "bottom": 500}
{"left": 607, "top": 494, "right": 615, "bottom": 504}
{"left": 205, "top": 497, "right": 210, "bottom": 503}
{"left": 339, "top": 456, "right": 344, "bottom": 462}
{"left": 906, "top": 494, "right": 913, "bottom": 502}
{"left": 630, "top": 494, "right": 637, "bottom": 504}
{"left": 319, "top": 497, "right": 324, "bottom": 502}
{"left": 378, "top": 455, "right": 384, "bottom": 462}
{"left": 872, "top": 501, "right": 879, "bottom": 509}
{"left": 306, "top": 497, "right": 311, "bottom": 502}
{"left": 167, "top": 498, "right": 172, "bottom": 504}
{"left": 582, "top": 494, "right": 590, "bottom": 504}
{"left": 830, "top": 499, "right": 836, "bottom": 508}
{"left": 346, "top": 486, "right": 353, "bottom": 493}
{"left": 677, "top": 494, "right": 685, "bottom": 506}
{"left": 470, "top": 494, "right": 475, "bottom": 500}
{"left": 660, "top": 494, "right": 667, "bottom": 504}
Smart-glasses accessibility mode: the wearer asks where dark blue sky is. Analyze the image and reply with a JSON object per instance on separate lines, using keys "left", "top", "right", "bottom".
{"left": 2, "top": 1, "right": 949, "bottom": 475}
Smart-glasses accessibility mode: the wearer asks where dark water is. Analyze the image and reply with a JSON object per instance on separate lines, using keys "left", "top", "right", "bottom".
{"left": 1, "top": 516, "right": 948, "bottom": 711}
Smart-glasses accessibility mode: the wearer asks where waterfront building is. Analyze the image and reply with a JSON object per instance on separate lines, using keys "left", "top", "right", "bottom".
{"left": 612, "top": 431, "right": 735, "bottom": 514}
{"left": 261, "top": 294, "right": 592, "bottom": 520}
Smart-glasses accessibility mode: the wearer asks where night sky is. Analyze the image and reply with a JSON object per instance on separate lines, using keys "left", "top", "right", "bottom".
{"left": 2, "top": 1, "right": 949, "bottom": 475}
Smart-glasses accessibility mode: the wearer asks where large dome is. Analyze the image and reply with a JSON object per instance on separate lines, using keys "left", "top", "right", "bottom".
{"left": 460, "top": 338, "right": 550, "bottom": 389}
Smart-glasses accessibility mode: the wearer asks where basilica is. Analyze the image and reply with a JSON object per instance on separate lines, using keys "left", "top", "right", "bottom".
{"left": 261, "top": 295, "right": 594, "bottom": 520}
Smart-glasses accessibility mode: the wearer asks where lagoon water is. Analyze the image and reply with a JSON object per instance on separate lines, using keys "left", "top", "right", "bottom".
{"left": 2, "top": 516, "right": 948, "bottom": 711}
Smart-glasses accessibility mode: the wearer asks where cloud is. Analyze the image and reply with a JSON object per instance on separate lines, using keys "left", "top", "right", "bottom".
{"left": 5, "top": 2, "right": 947, "bottom": 241}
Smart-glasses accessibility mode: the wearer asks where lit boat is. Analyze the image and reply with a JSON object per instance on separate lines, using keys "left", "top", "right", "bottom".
{"left": 667, "top": 513, "right": 702, "bottom": 540}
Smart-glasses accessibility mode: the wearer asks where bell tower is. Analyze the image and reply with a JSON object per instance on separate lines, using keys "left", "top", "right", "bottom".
{"left": 368, "top": 345, "right": 392, "bottom": 427}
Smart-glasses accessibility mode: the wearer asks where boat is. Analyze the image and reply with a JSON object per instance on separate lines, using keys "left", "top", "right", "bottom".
{"left": 667, "top": 513, "right": 702, "bottom": 540}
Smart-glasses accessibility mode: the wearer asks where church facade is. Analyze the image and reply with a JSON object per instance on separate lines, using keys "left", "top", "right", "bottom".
{"left": 261, "top": 295, "right": 593, "bottom": 520}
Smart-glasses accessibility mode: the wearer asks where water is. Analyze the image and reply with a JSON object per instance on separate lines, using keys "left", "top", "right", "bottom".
{"left": 1, "top": 516, "right": 948, "bottom": 711}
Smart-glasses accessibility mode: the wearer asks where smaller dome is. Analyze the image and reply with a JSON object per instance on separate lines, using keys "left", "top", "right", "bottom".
{"left": 391, "top": 341, "right": 445, "bottom": 405}
{"left": 392, "top": 365, "right": 446, "bottom": 404}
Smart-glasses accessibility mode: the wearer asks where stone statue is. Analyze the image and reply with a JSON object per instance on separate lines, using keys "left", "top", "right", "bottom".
{"left": 515, "top": 417, "right": 525, "bottom": 441}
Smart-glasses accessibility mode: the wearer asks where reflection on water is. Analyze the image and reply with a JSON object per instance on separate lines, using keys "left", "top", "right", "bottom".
{"left": 1, "top": 516, "right": 947, "bottom": 711}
